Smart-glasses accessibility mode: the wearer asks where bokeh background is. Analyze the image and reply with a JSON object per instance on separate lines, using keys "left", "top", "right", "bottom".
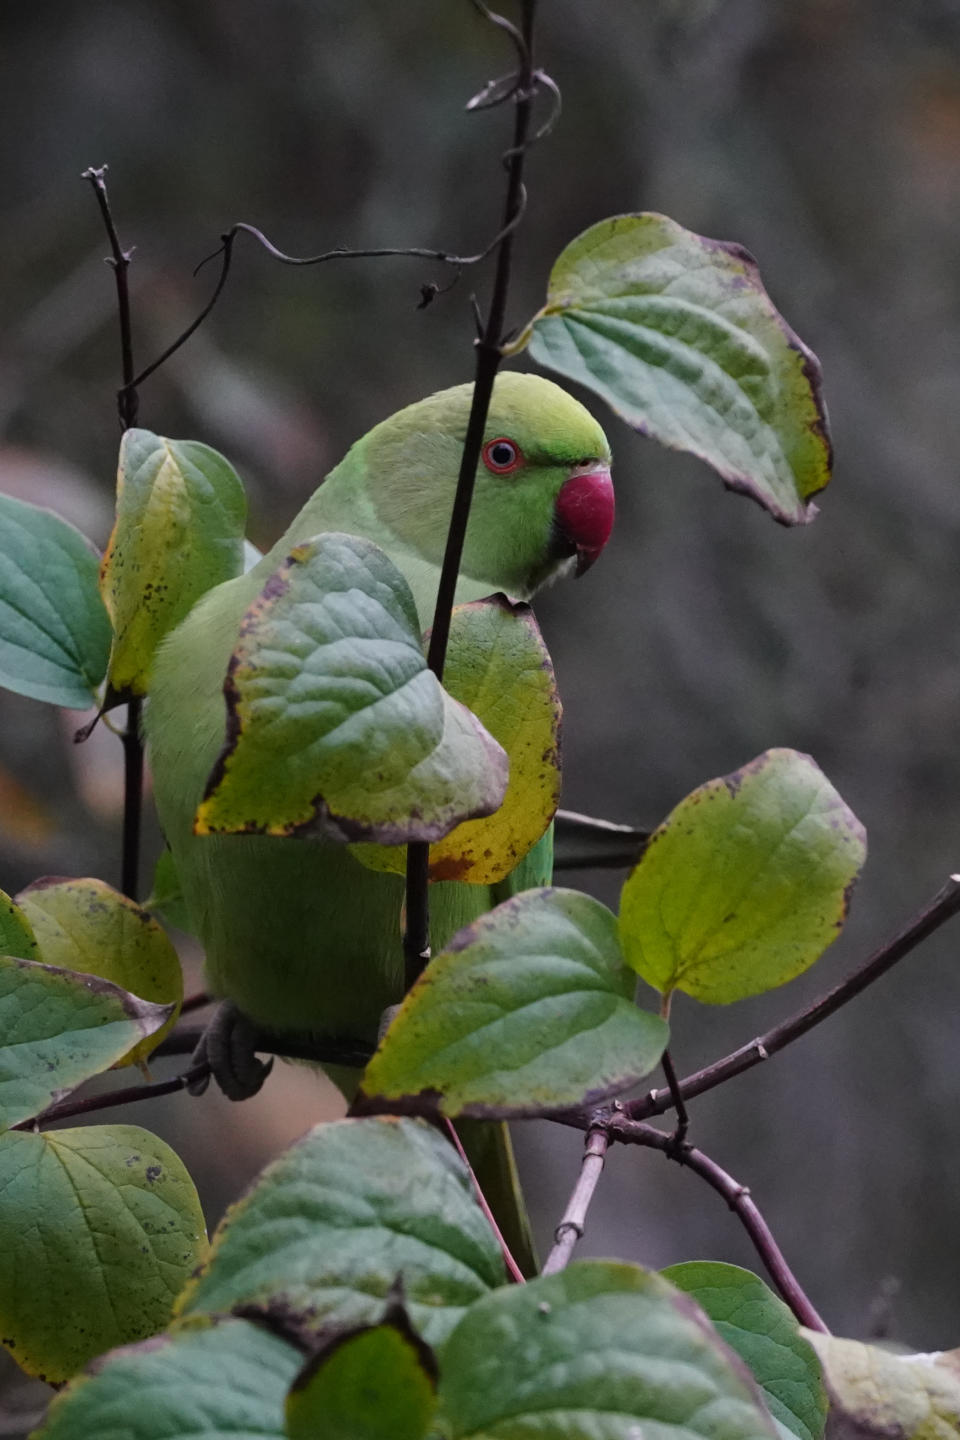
{"left": 3, "top": 0, "right": 960, "bottom": 1425}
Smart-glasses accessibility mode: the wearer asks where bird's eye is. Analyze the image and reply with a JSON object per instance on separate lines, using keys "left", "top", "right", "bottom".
{"left": 482, "top": 437, "right": 523, "bottom": 474}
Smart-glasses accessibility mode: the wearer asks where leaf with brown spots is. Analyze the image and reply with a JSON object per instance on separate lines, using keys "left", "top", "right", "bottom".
{"left": 176, "top": 1117, "right": 504, "bottom": 1350}
{"left": 17, "top": 877, "right": 183, "bottom": 1066}
{"left": 509, "top": 213, "right": 832, "bottom": 526}
{"left": 0, "top": 953, "right": 174, "bottom": 1131}
{"left": 618, "top": 748, "right": 866, "bottom": 1004}
{"left": 361, "top": 888, "right": 668, "bottom": 1118}
{"left": 100, "top": 429, "right": 247, "bottom": 698}
{"left": 352, "top": 595, "right": 561, "bottom": 884}
{"left": 194, "top": 534, "right": 507, "bottom": 844}
{"left": 0, "top": 1124, "right": 206, "bottom": 1383}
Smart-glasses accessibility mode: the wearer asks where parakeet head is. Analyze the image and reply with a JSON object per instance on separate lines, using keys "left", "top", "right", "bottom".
{"left": 344, "top": 371, "right": 614, "bottom": 601}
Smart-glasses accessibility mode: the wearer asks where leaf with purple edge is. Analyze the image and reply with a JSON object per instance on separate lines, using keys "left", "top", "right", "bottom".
{"left": 361, "top": 887, "right": 668, "bottom": 1119}
{"left": 510, "top": 213, "right": 832, "bottom": 526}
{"left": 17, "top": 877, "right": 183, "bottom": 1067}
{"left": 618, "top": 748, "right": 866, "bottom": 1004}
{"left": 0, "top": 954, "right": 175, "bottom": 1131}
{"left": 437, "top": 1261, "right": 780, "bottom": 1440}
{"left": 0, "top": 1124, "right": 206, "bottom": 1384}
{"left": 286, "top": 1296, "right": 437, "bottom": 1440}
{"left": 176, "top": 1117, "right": 505, "bottom": 1350}
{"left": 195, "top": 533, "right": 507, "bottom": 844}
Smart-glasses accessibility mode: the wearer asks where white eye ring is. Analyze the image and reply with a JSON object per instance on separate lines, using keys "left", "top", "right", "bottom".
{"left": 483, "top": 437, "right": 522, "bottom": 473}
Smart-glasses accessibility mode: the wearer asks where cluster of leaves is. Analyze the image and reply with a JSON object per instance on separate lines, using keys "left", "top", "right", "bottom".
{"left": 0, "top": 209, "right": 950, "bottom": 1440}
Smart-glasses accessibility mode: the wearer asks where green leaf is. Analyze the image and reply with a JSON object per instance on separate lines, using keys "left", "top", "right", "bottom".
{"left": 286, "top": 1301, "right": 437, "bottom": 1440}
{"left": 662, "top": 1263, "right": 827, "bottom": 1440}
{"left": 353, "top": 595, "right": 561, "bottom": 883}
{"left": 36, "top": 1315, "right": 301, "bottom": 1440}
{"left": 618, "top": 749, "right": 866, "bottom": 1004}
{"left": 195, "top": 533, "right": 507, "bottom": 844}
{"left": 100, "top": 430, "right": 247, "bottom": 697}
{"left": 0, "top": 887, "right": 39, "bottom": 960}
{"left": 0, "top": 955, "right": 174, "bottom": 1131}
{"left": 804, "top": 1332, "right": 960, "bottom": 1440}
{"left": 177, "top": 1116, "right": 505, "bottom": 1349}
{"left": 0, "top": 494, "right": 111, "bottom": 708}
{"left": 361, "top": 888, "right": 668, "bottom": 1118}
{"left": 0, "top": 1125, "right": 207, "bottom": 1383}
{"left": 438, "top": 1260, "right": 779, "bottom": 1440}
{"left": 514, "top": 213, "right": 831, "bottom": 526}
{"left": 18, "top": 877, "right": 183, "bottom": 1066}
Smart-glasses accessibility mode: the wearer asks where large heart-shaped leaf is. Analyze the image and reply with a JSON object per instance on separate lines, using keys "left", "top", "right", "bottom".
{"left": 195, "top": 533, "right": 507, "bottom": 844}
{"left": 0, "top": 494, "right": 111, "bottom": 708}
{"left": 438, "top": 1260, "right": 779, "bottom": 1440}
{"left": 618, "top": 749, "right": 866, "bottom": 1004}
{"left": 362, "top": 887, "right": 668, "bottom": 1118}
{"left": 0, "top": 1125, "right": 206, "bottom": 1383}
{"left": 100, "top": 430, "right": 247, "bottom": 697}
{"left": 177, "top": 1117, "right": 505, "bottom": 1349}
{"left": 513, "top": 213, "right": 832, "bottom": 525}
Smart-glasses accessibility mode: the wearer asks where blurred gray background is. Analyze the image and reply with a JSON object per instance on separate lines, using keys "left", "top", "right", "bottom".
{"left": 2, "top": 0, "right": 959, "bottom": 1422}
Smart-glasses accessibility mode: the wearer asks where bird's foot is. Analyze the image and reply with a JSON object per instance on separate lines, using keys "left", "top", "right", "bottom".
{"left": 188, "top": 1002, "right": 274, "bottom": 1101}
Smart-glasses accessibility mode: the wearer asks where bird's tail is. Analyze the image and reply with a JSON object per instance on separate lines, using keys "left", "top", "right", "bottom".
{"left": 455, "top": 1118, "right": 538, "bottom": 1278}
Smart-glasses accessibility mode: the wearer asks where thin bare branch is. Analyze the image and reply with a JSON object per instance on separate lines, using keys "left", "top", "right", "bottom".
{"left": 541, "top": 1124, "right": 609, "bottom": 1275}
{"left": 82, "top": 164, "right": 144, "bottom": 901}
{"left": 12, "top": 1064, "right": 210, "bottom": 1132}
{"left": 627, "top": 873, "right": 960, "bottom": 1122}
{"left": 404, "top": 0, "right": 540, "bottom": 989}
{"left": 555, "top": 1109, "right": 828, "bottom": 1332}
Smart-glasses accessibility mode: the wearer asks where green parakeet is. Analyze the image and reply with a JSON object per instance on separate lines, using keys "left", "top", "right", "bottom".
{"left": 146, "top": 371, "right": 614, "bottom": 1267}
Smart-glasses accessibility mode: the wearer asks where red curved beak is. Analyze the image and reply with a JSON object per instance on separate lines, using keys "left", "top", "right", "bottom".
{"left": 555, "top": 466, "right": 615, "bottom": 575}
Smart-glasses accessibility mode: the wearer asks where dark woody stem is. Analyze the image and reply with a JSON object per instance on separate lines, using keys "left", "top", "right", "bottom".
{"left": 403, "top": 0, "right": 539, "bottom": 993}
{"left": 82, "top": 165, "right": 144, "bottom": 902}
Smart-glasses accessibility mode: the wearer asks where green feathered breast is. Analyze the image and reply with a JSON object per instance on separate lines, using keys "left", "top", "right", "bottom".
{"left": 147, "top": 371, "right": 612, "bottom": 1045}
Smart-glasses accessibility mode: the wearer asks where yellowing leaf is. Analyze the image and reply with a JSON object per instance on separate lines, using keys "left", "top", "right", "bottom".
{"left": 17, "top": 877, "right": 182, "bottom": 1066}
{"left": 618, "top": 749, "right": 866, "bottom": 1004}
{"left": 100, "top": 429, "right": 246, "bottom": 697}
{"left": 805, "top": 1333, "right": 960, "bottom": 1440}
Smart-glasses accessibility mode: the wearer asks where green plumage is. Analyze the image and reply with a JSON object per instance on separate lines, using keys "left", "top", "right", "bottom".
{"left": 146, "top": 372, "right": 612, "bottom": 1270}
